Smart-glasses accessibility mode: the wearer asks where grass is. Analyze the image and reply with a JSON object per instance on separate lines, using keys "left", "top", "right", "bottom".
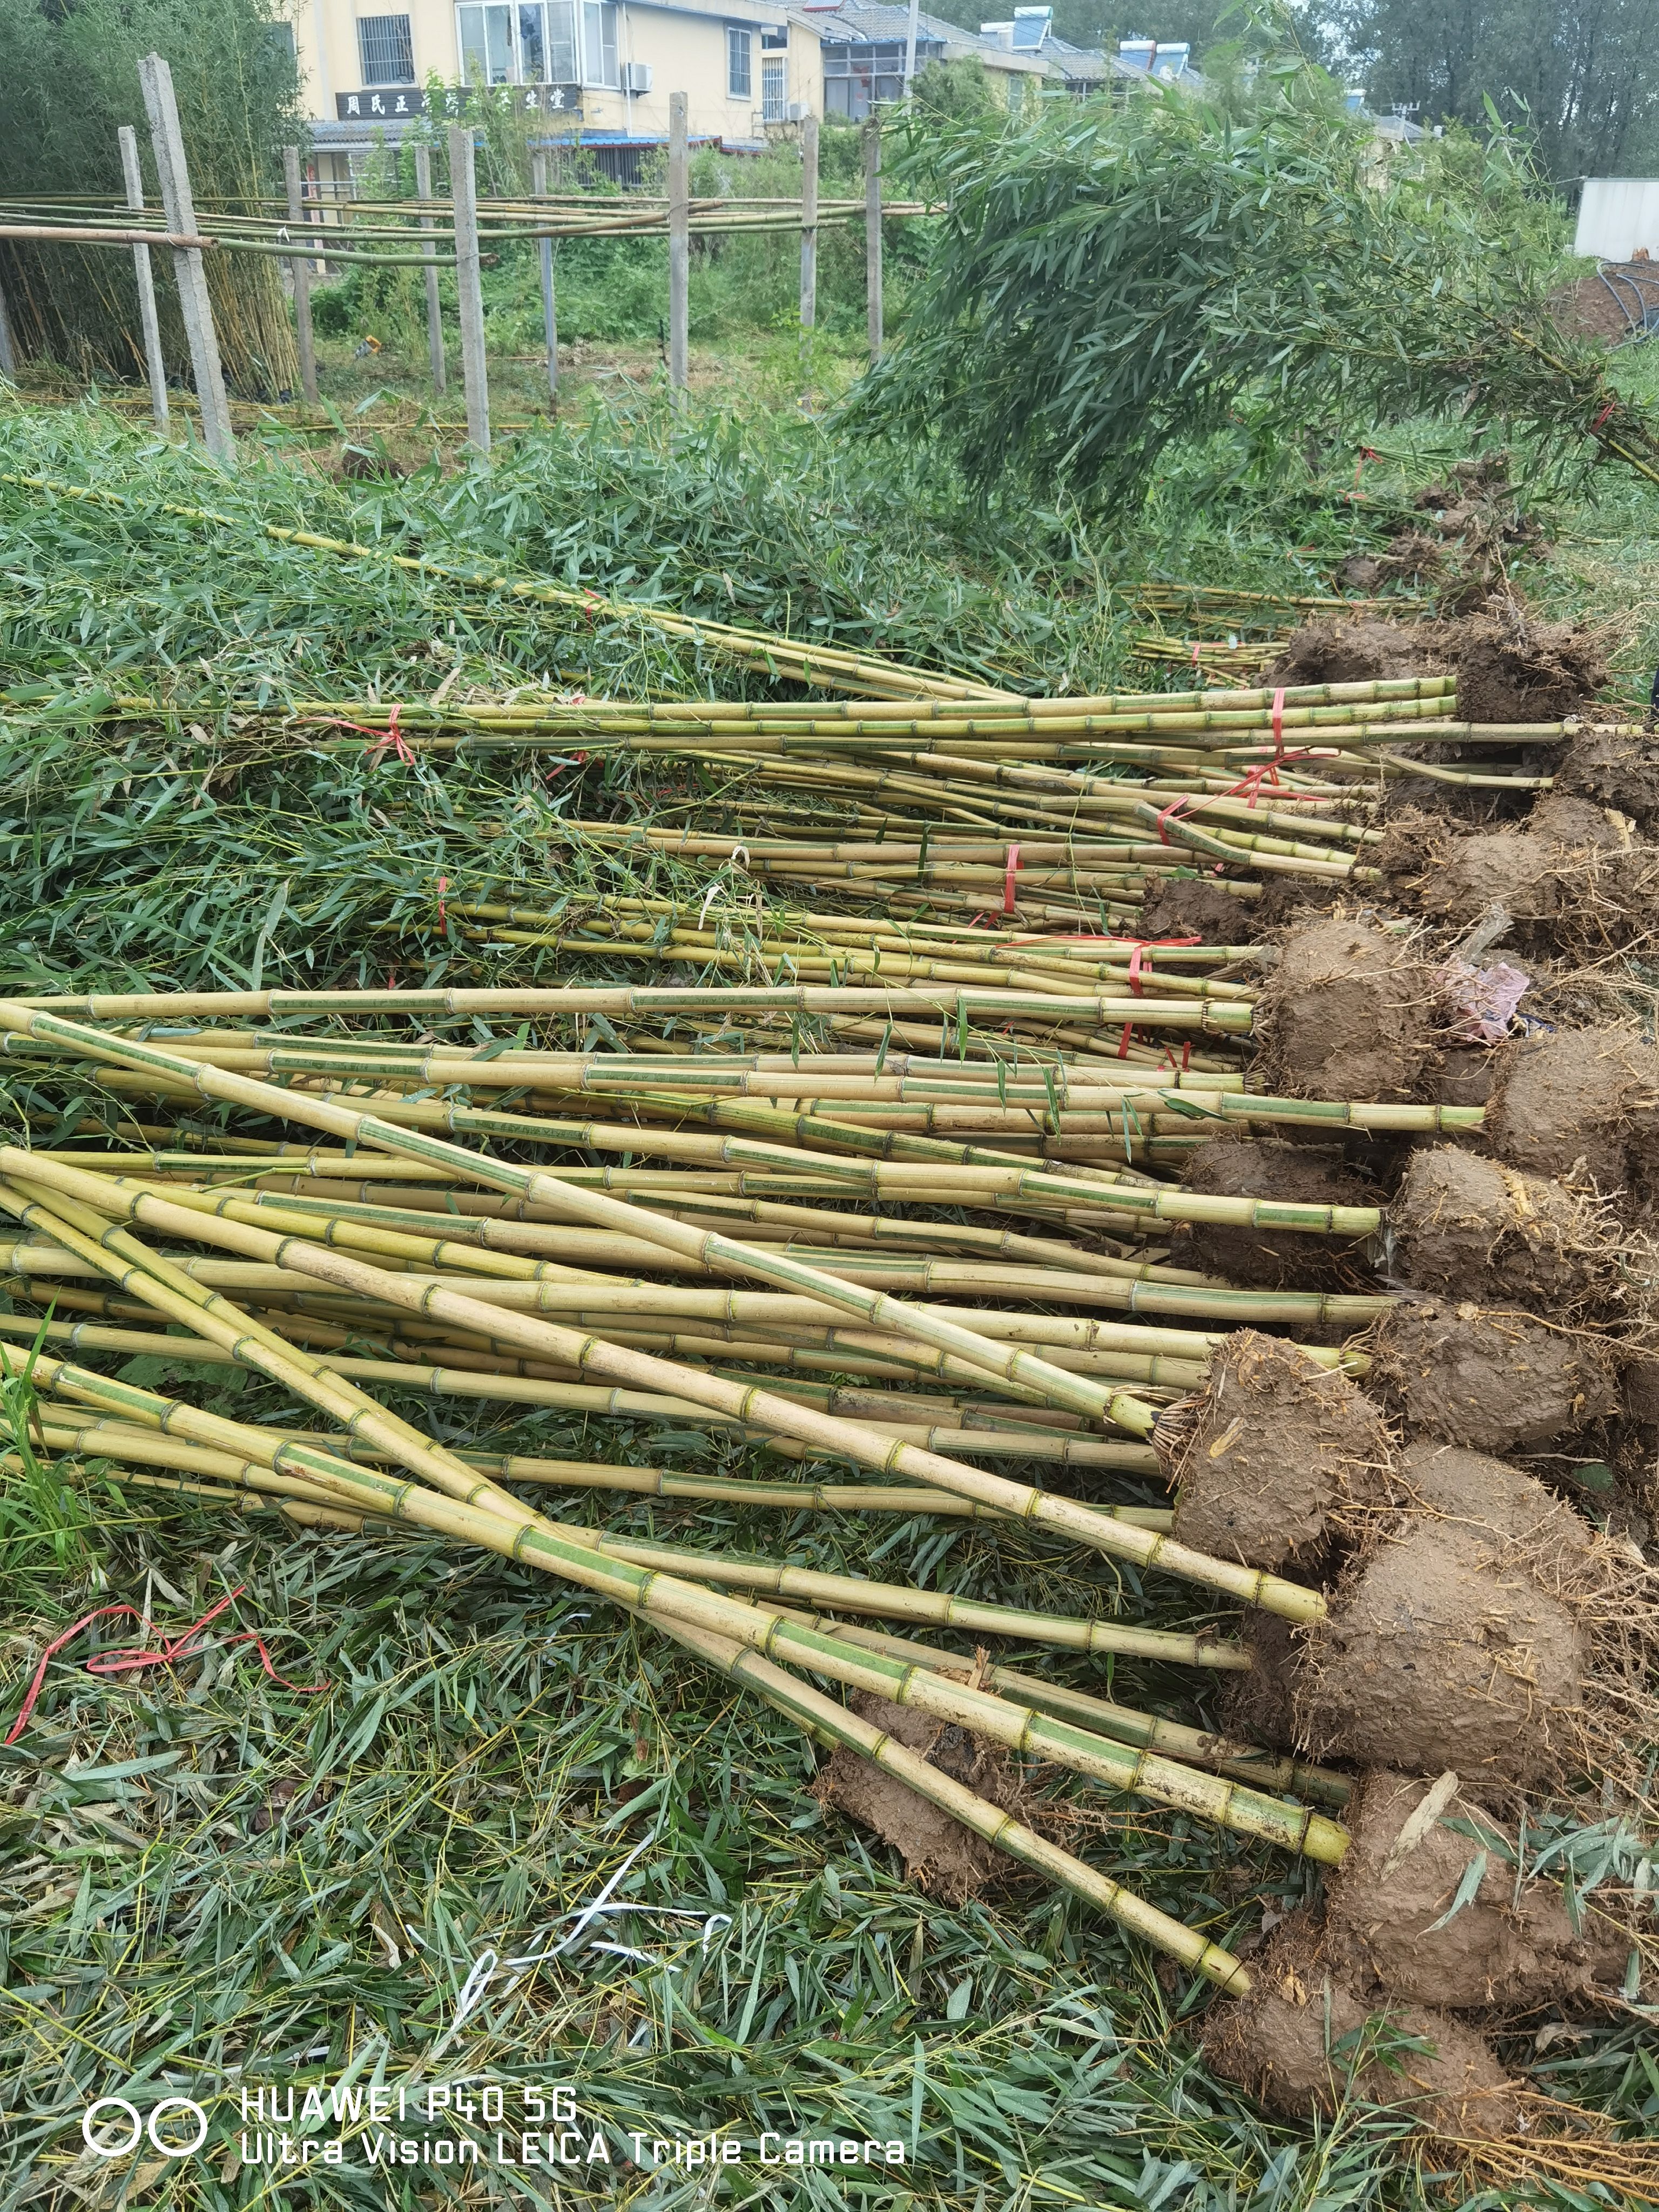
{"left": 3, "top": 356, "right": 1659, "bottom": 2208}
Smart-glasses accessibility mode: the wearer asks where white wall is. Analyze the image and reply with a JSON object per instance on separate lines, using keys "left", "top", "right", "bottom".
{"left": 1575, "top": 179, "right": 1659, "bottom": 262}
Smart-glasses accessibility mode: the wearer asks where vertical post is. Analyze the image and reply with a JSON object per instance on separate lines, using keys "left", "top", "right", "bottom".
{"left": 283, "top": 144, "right": 319, "bottom": 405}
{"left": 531, "top": 145, "right": 558, "bottom": 411}
{"left": 864, "top": 118, "right": 882, "bottom": 359}
{"left": 118, "top": 126, "right": 168, "bottom": 424}
{"left": 799, "top": 113, "right": 819, "bottom": 333}
{"left": 0, "top": 266, "right": 18, "bottom": 379}
{"left": 667, "top": 92, "right": 689, "bottom": 395}
{"left": 137, "top": 51, "right": 234, "bottom": 461}
{"left": 902, "top": 0, "right": 920, "bottom": 95}
{"left": 414, "top": 143, "right": 447, "bottom": 395}
{"left": 447, "top": 123, "right": 490, "bottom": 452}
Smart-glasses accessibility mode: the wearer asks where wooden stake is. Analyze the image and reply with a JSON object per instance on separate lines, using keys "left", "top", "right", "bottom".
{"left": 800, "top": 112, "right": 819, "bottom": 332}
{"left": 530, "top": 146, "right": 558, "bottom": 410}
{"left": 0, "top": 263, "right": 17, "bottom": 378}
{"left": 864, "top": 118, "right": 882, "bottom": 359}
{"left": 282, "top": 145, "right": 318, "bottom": 405}
{"left": 117, "top": 126, "right": 168, "bottom": 426}
{"left": 137, "top": 52, "right": 233, "bottom": 462}
{"left": 667, "top": 93, "right": 689, "bottom": 394}
{"left": 414, "top": 143, "right": 447, "bottom": 394}
{"left": 447, "top": 124, "right": 490, "bottom": 452}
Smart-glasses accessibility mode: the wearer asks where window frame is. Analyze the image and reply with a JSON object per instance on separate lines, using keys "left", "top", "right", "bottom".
{"left": 726, "top": 23, "right": 752, "bottom": 99}
{"left": 583, "top": 0, "right": 618, "bottom": 85}
{"left": 357, "top": 11, "right": 417, "bottom": 84}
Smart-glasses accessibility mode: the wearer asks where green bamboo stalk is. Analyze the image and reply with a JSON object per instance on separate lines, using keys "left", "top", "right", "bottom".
{"left": 1, "top": 1146, "right": 1324, "bottom": 1620}
{"left": 15, "top": 1385, "right": 1330, "bottom": 1859}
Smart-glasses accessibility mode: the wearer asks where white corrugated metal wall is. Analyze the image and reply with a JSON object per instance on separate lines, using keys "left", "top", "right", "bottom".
{"left": 1575, "top": 179, "right": 1659, "bottom": 260}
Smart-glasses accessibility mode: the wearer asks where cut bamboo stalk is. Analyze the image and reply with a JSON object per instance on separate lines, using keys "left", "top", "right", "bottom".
{"left": 0, "top": 1145, "right": 1321, "bottom": 1618}
{"left": 14, "top": 1374, "right": 1324, "bottom": 1857}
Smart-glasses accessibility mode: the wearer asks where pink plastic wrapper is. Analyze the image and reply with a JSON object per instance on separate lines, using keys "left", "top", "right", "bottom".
{"left": 1441, "top": 956, "right": 1531, "bottom": 1044}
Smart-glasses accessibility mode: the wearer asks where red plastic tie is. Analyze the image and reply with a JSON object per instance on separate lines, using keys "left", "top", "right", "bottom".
{"left": 1116, "top": 1021, "right": 1135, "bottom": 1059}
{"left": 1155, "top": 795, "right": 1193, "bottom": 845}
{"left": 1271, "top": 685, "right": 1286, "bottom": 758}
{"left": 4, "top": 1589, "right": 326, "bottom": 1746}
{"left": 1128, "top": 943, "right": 1147, "bottom": 996}
{"left": 1590, "top": 401, "right": 1616, "bottom": 432}
{"left": 1002, "top": 844, "right": 1021, "bottom": 916}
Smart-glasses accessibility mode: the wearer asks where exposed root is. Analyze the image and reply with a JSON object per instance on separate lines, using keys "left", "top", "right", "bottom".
{"left": 1387, "top": 1147, "right": 1631, "bottom": 1319}
{"left": 1325, "top": 1768, "right": 1632, "bottom": 2012}
{"left": 1202, "top": 1914, "right": 1518, "bottom": 2136}
{"left": 1253, "top": 915, "right": 1441, "bottom": 1102}
{"left": 1367, "top": 1298, "right": 1622, "bottom": 1453}
{"left": 1158, "top": 1331, "right": 1392, "bottom": 1570}
{"left": 1294, "top": 1449, "right": 1659, "bottom": 1804}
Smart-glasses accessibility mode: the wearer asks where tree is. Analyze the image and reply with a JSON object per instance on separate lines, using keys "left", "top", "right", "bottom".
{"left": 1323, "top": 0, "right": 1659, "bottom": 181}
{"left": 844, "top": 78, "right": 1659, "bottom": 510}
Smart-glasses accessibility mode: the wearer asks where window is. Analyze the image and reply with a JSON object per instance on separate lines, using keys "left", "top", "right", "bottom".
{"left": 358, "top": 12, "right": 415, "bottom": 83}
{"left": 583, "top": 0, "right": 618, "bottom": 83}
{"left": 727, "top": 25, "right": 752, "bottom": 98}
{"left": 761, "top": 53, "right": 786, "bottom": 119}
{"left": 517, "top": 0, "right": 546, "bottom": 77}
{"left": 821, "top": 36, "right": 939, "bottom": 115}
{"left": 544, "top": 0, "right": 578, "bottom": 79}
{"left": 457, "top": 3, "right": 511, "bottom": 81}
{"left": 458, "top": 0, "right": 599, "bottom": 84}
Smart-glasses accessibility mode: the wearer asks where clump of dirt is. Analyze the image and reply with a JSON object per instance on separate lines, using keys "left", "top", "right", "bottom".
{"left": 1454, "top": 609, "right": 1608, "bottom": 726}
{"left": 811, "top": 1694, "right": 1026, "bottom": 1903}
{"left": 1266, "top": 618, "right": 1439, "bottom": 687}
{"left": 1170, "top": 1136, "right": 1379, "bottom": 1290}
{"left": 1434, "top": 1046, "right": 1497, "bottom": 1107}
{"left": 1219, "top": 1609, "right": 1301, "bottom": 1751}
{"left": 1135, "top": 875, "right": 1257, "bottom": 945}
{"left": 1485, "top": 1024, "right": 1659, "bottom": 1195}
{"left": 1386, "top": 823, "right": 1562, "bottom": 928}
{"left": 1326, "top": 1768, "right": 1628, "bottom": 2012}
{"left": 1266, "top": 607, "right": 1606, "bottom": 724}
{"left": 1293, "top": 1505, "right": 1591, "bottom": 1785}
{"left": 1160, "top": 1331, "right": 1392, "bottom": 1569}
{"left": 1527, "top": 794, "right": 1630, "bottom": 847}
{"left": 1254, "top": 915, "right": 1440, "bottom": 1101}
{"left": 1203, "top": 1915, "right": 1518, "bottom": 2136}
{"left": 1368, "top": 1298, "right": 1621, "bottom": 1452}
{"left": 1555, "top": 725, "right": 1659, "bottom": 835}
{"left": 1388, "top": 1147, "right": 1618, "bottom": 1314}
{"left": 1380, "top": 795, "right": 1649, "bottom": 943}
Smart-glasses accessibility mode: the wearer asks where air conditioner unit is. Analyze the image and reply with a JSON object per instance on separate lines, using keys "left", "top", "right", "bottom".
{"left": 620, "top": 60, "right": 652, "bottom": 91}
{"left": 785, "top": 99, "right": 807, "bottom": 119}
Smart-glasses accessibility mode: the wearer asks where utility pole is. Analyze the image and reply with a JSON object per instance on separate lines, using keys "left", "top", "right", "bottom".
{"left": 864, "top": 118, "right": 882, "bottom": 358}
{"left": 138, "top": 51, "right": 234, "bottom": 460}
{"left": 282, "top": 144, "right": 318, "bottom": 403}
{"left": 667, "top": 92, "right": 689, "bottom": 394}
{"left": 414, "top": 143, "right": 447, "bottom": 394}
{"left": 117, "top": 125, "right": 168, "bottom": 424}
{"left": 902, "top": 0, "right": 920, "bottom": 95}
{"left": 531, "top": 145, "right": 558, "bottom": 409}
{"left": 448, "top": 123, "right": 490, "bottom": 451}
{"left": 799, "top": 112, "right": 819, "bottom": 332}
